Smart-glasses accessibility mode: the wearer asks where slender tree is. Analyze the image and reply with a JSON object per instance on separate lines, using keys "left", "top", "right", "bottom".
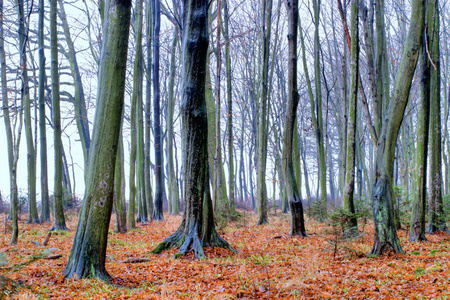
{"left": 38, "top": 0, "right": 50, "bottom": 222}
{"left": 151, "top": 0, "right": 234, "bottom": 258}
{"left": 342, "top": 0, "right": 359, "bottom": 235}
{"left": 65, "top": 0, "right": 132, "bottom": 280}
{"left": 427, "top": 0, "right": 448, "bottom": 233}
{"left": 153, "top": 0, "right": 164, "bottom": 220}
{"left": 50, "top": 0, "right": 67, "bottom": 231}
{"left": 282, "top": 0, "right": 306, "bottom": 237}
{"left": 256, "top": 0, "right": 273, "bottom": 225}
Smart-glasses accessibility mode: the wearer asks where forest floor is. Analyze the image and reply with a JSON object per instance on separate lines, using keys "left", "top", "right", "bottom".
{"left": 1, "top": 210, "right": 450, "bottom": 299}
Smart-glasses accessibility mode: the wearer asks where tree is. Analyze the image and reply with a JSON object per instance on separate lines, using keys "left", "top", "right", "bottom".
{"left": 282, "top": 0, "right": 306, "bottom": 237}
{"left": 256, "top": 0, "right": 273, "bottom": 225}
{"left": 409, "top": 41, "right": 429, "bottom": 242}
{"left": 342, "top": 0, "right": 359, "bottom": 235}
{"left": 65, "top": 0, "right": 132, "bottom": 280}
{"left": 427, "top": 0, "right": 448, "bottom": 233}
{"left": 15, "top": 0, "right": 39, "bottom": 224}
{"left": 1, "top": 0, "right": 23, "bottom": 244}
{"left": 371, "top": 0, "right": 424, "bottom": 255}
{"left": 152, "top": 0, "right": 164, "bottom": 220}
{"left": 50, "top": 0, "right": 67, "bottom": 231}
{"left": 38, "top": 0, "right": 50, "bottom": 223}
{"left": 151, "top": 0, "right": 234, "bottom": 258}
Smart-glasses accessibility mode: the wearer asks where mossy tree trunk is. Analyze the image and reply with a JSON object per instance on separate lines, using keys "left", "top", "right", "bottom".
{"left": 409, "top": 43, "right": 429, "bottom": 242}
{"left": 50, "top": 0, "right": 67, "bottom": 231}
{"left": 114, "top": 126, "right": 127, "bottom": 233}
{"left": 342, "top": 0, "right": 359, "bottom": 235}
{"left": 151, "top": 0, "right": 234, "bottom": 258}
{"left": 282, "top": 0, "right": 306, "bottom": 237}
{"left": 371, "top": 0, "right": 424, "bottom": 255}
{"left": 38, "top": 0, "right": 50, "bottom": 223}
{"left": 427, "top": 0, "right": 448, "bottom": 233}
{"left": 64, "top": 0, "right": 131, "bottom": 280}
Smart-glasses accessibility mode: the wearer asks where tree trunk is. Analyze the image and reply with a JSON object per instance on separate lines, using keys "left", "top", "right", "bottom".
{"left": 50, "top": 0, "right": 67, "bottom": 231}
{"left": 371, "top": 0, "right": 424, "bottom": 255}
{"left": 151, "top": 0, "right": 234, "bottom": 258}
{"left": 409, "top": 45, "right": 429, "bottom": 242}
{"left": 427, "top": 0, "right": 448, "bottom": 233}
{"left": 38, "top": 0, "right": 50, "bottom": 223}
{"left": 342, "top": 0, "right": 359, "bottom": 236}
{"left": 282, "top": 0, "right": 306, "bottom": 237}
{"left": 114, "top": 127, "right": 127, "bottom": 233}
{"left": 152, "top": 0, "right": 164, "bottom": 221}
{"left": 167, "top": 25, "right": 180, "bottom": 215}
{"left": 64, "top": 0, "right": 131, "bottom": 280}
{"left": 257, "top": 0, "right": 273, "bottom": 225}
{"left": 145, "top": 0, "right": 154, "bottom": 218}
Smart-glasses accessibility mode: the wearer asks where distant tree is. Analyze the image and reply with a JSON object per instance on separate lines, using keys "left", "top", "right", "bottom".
{"left": 65, "top": 0, "right": 132, "bottom": 280}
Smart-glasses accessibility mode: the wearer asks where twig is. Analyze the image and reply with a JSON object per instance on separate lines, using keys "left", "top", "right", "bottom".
{"left": 119, "top": 258, "right": 153, "bottom": 264}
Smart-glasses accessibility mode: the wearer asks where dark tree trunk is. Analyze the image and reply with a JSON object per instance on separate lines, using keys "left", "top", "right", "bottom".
{"left": 151, "top": 0, "right": 234, "bottom": 258}
{"left": 64, "top": 0, "right": 131, "bottom": 280}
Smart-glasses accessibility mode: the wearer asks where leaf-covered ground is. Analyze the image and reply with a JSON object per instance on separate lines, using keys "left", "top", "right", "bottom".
{"left": 1, "top": 211, "right": 450, "bottom": 299}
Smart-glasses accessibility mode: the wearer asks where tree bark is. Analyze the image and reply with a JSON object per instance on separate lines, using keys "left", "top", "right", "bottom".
{"left": 50, "top": 0, "right": 67, "bottom": 231}
{"left": 371, "top": 0, "right": 424, "bottom": 255}
{"left": 38, "top": 0, "right": 50, "bottom": 223}
{"left": 152, "top": 0, "right": 164, "bottom": 221}
{"left": 151, "top": 0, "right": 234, "bottom": 258}
{"left": 282, "top": 0, "right": 306, "bottom": 237}
{"left": 64, "top": 0, "right": 132, "bottom": 280}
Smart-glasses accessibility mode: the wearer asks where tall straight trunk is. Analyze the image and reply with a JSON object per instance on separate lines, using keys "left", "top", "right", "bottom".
{"left": 223, "top": 0, "right": 235, "bottom": 212}
{"left": 134, "top": 0, "right": 147, "bottom": 223}
{"left": 145, "top": 0, "right": 153, "bottom": 218}
{"left": 38, "top": 0, "right": 50, "bottom": 222}
{"left": 313, "top": 0, "right": 327, "bottom": 215}
{"left": 342, "top": 0, "right": 359, "bottom": 235}
{"left": 152, "top": 0, "right": 164, "bottom": 220}
{"left": 409, "top": 46, "right": 429, "bottom": 242}
{"left": 151, "top": 0, "right": 233, "bottom": 258}
{"left": 167, "top": 26, "right": 180, "bottom": 215}
{"left": 65, "top": 0, "right": 132, "bottom": 280}
{"left": 282, "top": 0, "right": 306, "bottom": 236}
{"left": 58, "top": 0, "right": 91, "bottom": 172}
{"left": 50, "top": 0, "right": 67, "bottom": 231}
{"left": 371, "top": 0, "right": 424, "bottom": 255}
{"left": 1, "top": 0, "right": 22, "bottom": 243}
{"left": 16, "top": 0, "right": 39, "bottom": 224}
{"left": 257, "top": 0, "right": 272, "bottom": 225}
{"left": 114, "top": 127, "right": 127, "bottom": 233}
{"left": 427, "top": 0, "right": 447, "bottom": 233}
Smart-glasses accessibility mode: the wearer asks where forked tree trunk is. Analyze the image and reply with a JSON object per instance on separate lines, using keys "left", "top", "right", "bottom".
{"left": 282, "top": 0, "right": 306, "bottom": 237}
{"left": 65, "top": 0, "right": 131, "bottom": 280}
{"left": 151, "top": 0, "right": 234, "bottom": 258}
{"left": 371, "top": 0, "right": 424, "bottom": 255}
